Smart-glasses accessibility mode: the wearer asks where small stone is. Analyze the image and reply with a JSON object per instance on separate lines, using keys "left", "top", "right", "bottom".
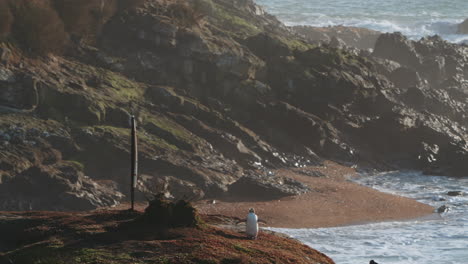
{"left": 457, "top": 18, "right": 468, "bottom": 34}
{"left": 436, "top": 205, "right": 449, "bottom": 214}
{"left": 0, "top": 68, "right": 15, "bottom": 83}
{"left": 0, "top": 47, "right": 12, "bottom": 64}
{"left": 447, "top": 191, "right": 464, "bottom": 196}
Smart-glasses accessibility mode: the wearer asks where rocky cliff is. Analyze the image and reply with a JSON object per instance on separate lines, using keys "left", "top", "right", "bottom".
{"left": 1, "top": 0, "right": 467, "bottom": 210}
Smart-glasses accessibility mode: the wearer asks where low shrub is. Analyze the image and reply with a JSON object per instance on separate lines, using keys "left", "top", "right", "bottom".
{"left": 0, "top": 0, "right": 13, "bottom": 37}
{"left": 140, "top": 195, "right": 202, "bottom": 229}
{"left": 167, "top": 0, "right": 206, "bottom": 28}
{"left": 53, "top": 0, "right": 118, "bottom": 44}
{"left": 11, "top": 0, "right": 68, "bottom": 55}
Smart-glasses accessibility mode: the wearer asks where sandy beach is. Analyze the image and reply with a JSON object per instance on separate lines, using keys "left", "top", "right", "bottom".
{"left": 196, "top": 161, "right": 435, "bottom": 228}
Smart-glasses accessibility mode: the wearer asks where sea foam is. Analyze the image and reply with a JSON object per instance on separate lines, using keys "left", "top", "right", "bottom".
{"left": 269, "top": 172, "right": 468, "bottom": 264}
{"left": 256, "top": 0, "right": 468, "bottom": 43}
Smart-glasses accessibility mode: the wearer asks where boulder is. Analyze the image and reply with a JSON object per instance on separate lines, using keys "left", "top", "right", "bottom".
{"left": 389, "top": 67, "right": 423, "bottom": 89}
{"left": 447, "top": 191, "right": 464, "bottom": 196}
{"left": 137, "top": 175, "right": 205, "bottom": 201}
{"left": 0, "top": 46, "right": 11, "bottom": 64}
{"left": 292, "top": 25, "right": 381, "bottom": 50}
{"left": 457, "top": 18, "right": 468, "bottom": 34}
{"left": 373, "top": 32, "right": 421, "bottom": 68}
{"left": 244, "top": 33, "right": 292, "bottom": 60}
{"left": 329, "top": 36, "right": 347, "bottom": 49}
{"left": 422, "top": 56, "right": 446, "bottom": 84}
{"left": 228, "top": 174, "right": 310, "bottom": 200}
{"left": 436, "top": 205, "right": 449, "bottom": 214}
{"left": 0, "top": 163, "right": 123, "bottom": 211}
{"left": 0, "top": 73, "right": 38, "bottom": 111}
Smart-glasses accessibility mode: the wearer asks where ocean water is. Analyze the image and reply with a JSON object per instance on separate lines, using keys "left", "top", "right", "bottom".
{"left": 256, "top": 0, "right": 468, "bottom": 43}
{"left": 270, "top": 172, "right": 468, "bottom": 264}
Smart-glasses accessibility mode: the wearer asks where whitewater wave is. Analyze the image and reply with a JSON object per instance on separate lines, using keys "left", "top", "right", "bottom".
{"left": 284, "top": 15, "right": 468, "bottom": 43}
{"left": 269, "top": 172, "right": 468, "bottom": 264}
{"left": 256, "top": 0, "right": 468, "bottom": 43}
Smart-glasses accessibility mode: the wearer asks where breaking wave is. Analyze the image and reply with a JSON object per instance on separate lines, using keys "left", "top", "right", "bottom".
{"left": 256, "top": 0, "right": 468, "bottom": 43}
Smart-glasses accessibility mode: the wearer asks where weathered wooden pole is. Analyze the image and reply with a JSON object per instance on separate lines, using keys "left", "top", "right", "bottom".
{"left": 130, "top": 115, "right": 138, "bottom": 211}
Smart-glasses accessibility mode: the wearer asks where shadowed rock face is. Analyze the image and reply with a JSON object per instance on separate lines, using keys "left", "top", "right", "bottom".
{"left": 0, "top": 0, "right": 467, "bottom": 210}
{"left": 458, "top": 18, "right": 468, "bottom": 34}
{"left": 292, "top": 25, "right": 381, "bottom": 50}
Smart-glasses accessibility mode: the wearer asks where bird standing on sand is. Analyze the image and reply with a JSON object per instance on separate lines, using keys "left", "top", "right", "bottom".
{"left": 246, "top": 208, "right": 259, "bottom": 239}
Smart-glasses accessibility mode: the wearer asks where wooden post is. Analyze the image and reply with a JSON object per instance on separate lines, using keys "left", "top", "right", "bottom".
{"left": 130, "top": 115, "right": 138, "bottom": 211}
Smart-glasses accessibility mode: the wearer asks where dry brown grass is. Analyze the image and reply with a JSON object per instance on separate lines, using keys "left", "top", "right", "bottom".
{"left": 0, "top": 210, "right": 335, "bottom": 264}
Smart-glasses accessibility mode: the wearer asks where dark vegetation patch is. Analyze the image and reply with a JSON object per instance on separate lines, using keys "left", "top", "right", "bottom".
{"left": 0, "top": 0, "right": 13, "bottom": 38}
{"left": 137, "top": 195, "right": 203, "bottom": 229}
{"left": 52, "top": 0, "right": 119, "bottom": 44}
{"left": 0, "top": 0, "right": 146, "bottom": 55}
{"left": 166, "top": 0, "right": 207, "bottom": 28}
{"left": 8, "top": 0, "right": 68, "bottom": 55}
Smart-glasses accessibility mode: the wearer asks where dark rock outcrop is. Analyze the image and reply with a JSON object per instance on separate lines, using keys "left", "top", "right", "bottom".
{"left": 373, "top": 32, "right": 422, "bottom": 68}
{"left": 292, "top": 25, "right": 381, "bottom": 50}
{"left": 458, "top": 18, "right": 468, "bottom": 34}
{"left": 0, "top": 163, "right": 123, "bottom": 211}
{"left": 447, "top": 191, "right": 464, "bottom": 196}
{"left": 228, "top": 173, "right": 310, "bottom": 200}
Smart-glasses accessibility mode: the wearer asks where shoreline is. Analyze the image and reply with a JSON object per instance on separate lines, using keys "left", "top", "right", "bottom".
{"left": 196, "top": 161, "right": 435, "bottom": 229}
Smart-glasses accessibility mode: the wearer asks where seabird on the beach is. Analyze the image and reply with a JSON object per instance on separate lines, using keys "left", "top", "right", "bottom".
{"left": 246, "top": 208, "right": 259, "bottom": 239}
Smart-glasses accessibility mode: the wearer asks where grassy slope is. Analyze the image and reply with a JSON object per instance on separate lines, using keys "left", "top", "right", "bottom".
{"left": 0, "top": 210, "right": 334, "bottom": 264}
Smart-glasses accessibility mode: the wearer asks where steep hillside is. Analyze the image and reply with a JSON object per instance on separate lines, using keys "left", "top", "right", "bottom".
{"left": 0, "top": 0, "right": 467, "bottom": 210}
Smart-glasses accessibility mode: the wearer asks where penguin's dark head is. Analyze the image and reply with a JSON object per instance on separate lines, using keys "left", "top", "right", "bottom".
{"left": 369, "top": 260, "right": 378, "bottom": 264}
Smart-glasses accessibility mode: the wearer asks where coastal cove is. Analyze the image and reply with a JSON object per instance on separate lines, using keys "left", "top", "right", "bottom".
{"left": 272, "top": 172, "right": 468, "bottom": 264}
{"left": 1, "top": 0, "right": 468, "bottom": 263}
{"left": 197, "top": 162, "right": 435, "bottom": 228}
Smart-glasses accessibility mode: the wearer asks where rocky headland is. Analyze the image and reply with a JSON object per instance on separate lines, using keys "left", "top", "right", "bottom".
{"left": 0, "top": 0, "right": 467, "bottom": 216}
{"left": 458, "top": 18, "right": 468, "bottom": 34}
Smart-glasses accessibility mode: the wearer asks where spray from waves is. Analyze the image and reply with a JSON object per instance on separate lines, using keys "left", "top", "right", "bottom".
{"left": 282, "top": 15, "right": 467, "bottom": 43}
{"left": 256, "top": 0, "right": 468, "bottom": 44}
{"left": 269, "top": 172, "right": 468, "bottom": 264}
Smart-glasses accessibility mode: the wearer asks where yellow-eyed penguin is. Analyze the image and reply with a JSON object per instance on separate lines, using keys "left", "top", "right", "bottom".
{"left": 246, "top": 208, "right": 259, "bottom": 239}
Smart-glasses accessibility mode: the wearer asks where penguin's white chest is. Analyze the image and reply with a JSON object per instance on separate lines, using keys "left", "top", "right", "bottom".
{"left": 246, "top": 213, "right": 259, "bottom": 237}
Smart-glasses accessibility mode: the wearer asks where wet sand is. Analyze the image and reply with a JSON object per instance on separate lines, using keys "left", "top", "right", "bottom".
{"left": 196, "top": 161, "right": 434, "bottom": 228}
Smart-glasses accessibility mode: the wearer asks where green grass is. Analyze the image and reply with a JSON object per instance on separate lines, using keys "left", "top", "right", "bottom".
{"left": 212, "top": 4, "right": 260, "bottom": 37}
{"left": 99, "top": 70, "right": 143, "bottom": 100}
{"left": 73, "top": 248, "right": 134, "bottom": 264}
{"left": 63, "top": 160, "right": 85, "bottom": 171}
{"left": 144, "top": 113, "right": 201, "bottom": 146}
{"left": 233, "top": 244, "right": 260, "bottom": 255}
{"left": 278, "top": 36, "right": 315, "bottom": 51}
{"left": 89, "top": 125, "right": 179, "bottom": 151}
